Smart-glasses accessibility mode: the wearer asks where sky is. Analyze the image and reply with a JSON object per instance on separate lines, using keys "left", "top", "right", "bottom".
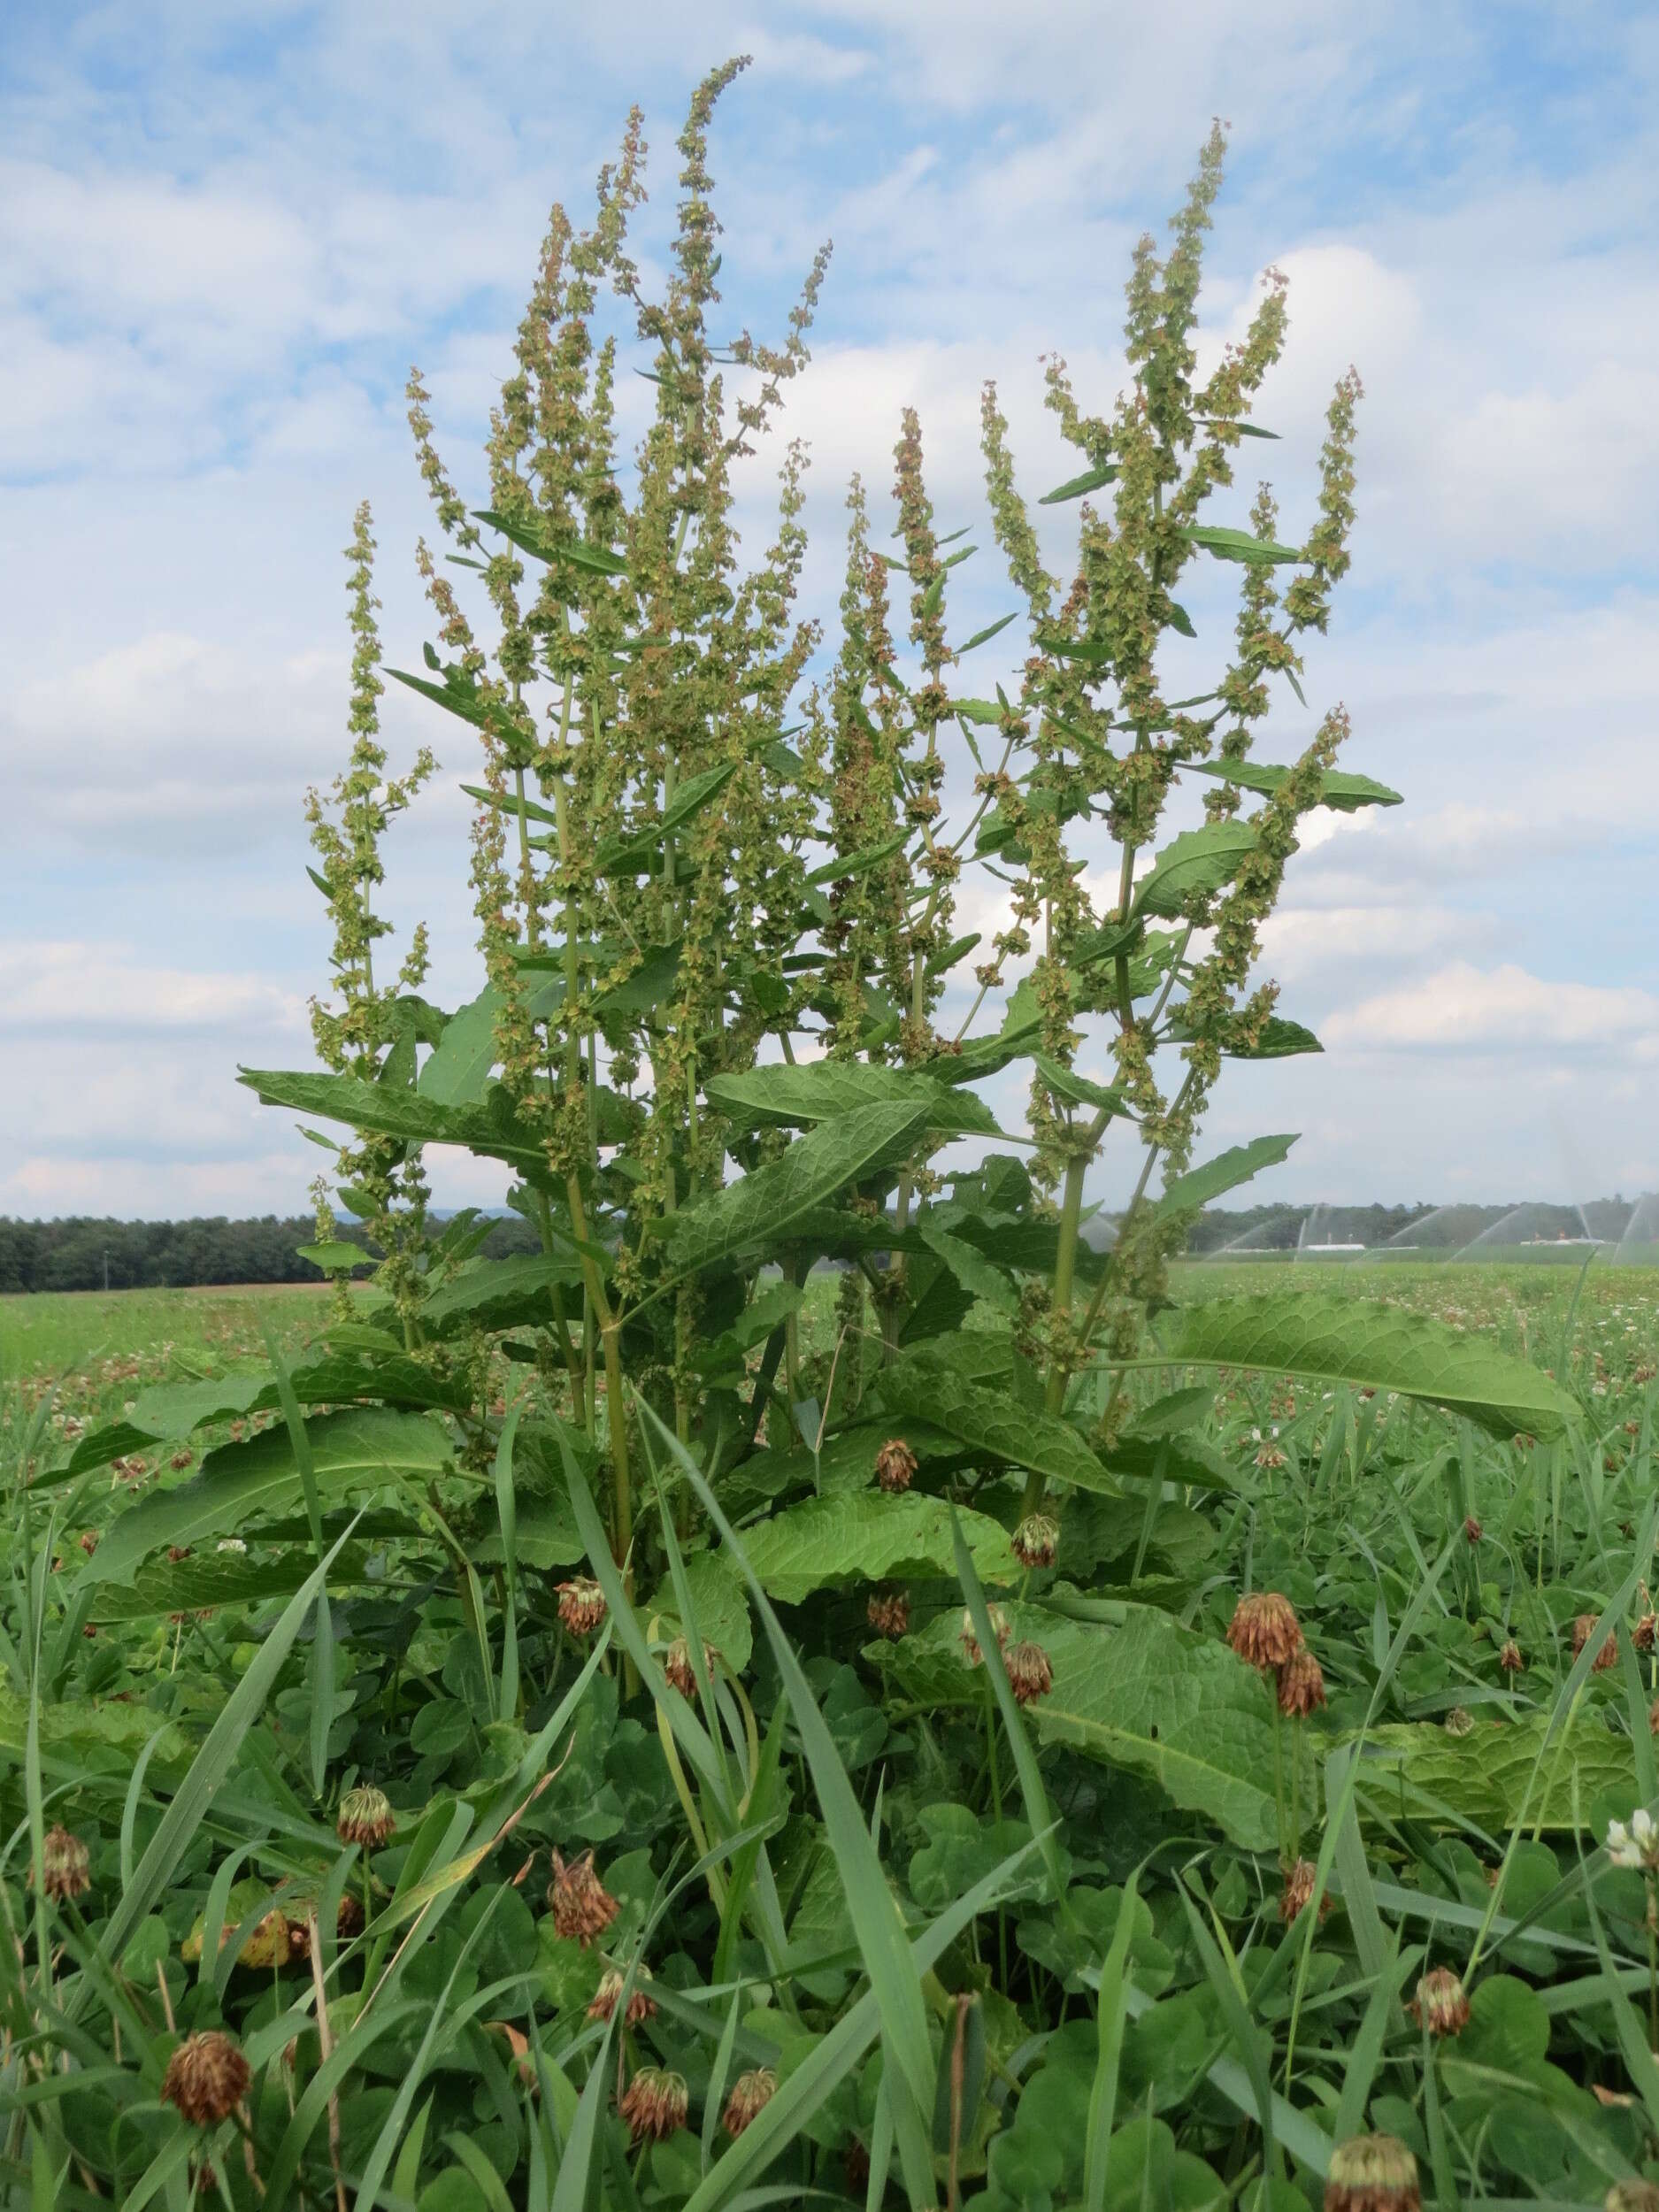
{"left": 3, "top": 0, "right": 1657, "bottom": 1224}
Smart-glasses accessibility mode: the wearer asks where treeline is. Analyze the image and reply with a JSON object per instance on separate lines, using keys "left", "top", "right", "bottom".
{"left": 0, "top": 1214, "right": 541, "bottom": 1294}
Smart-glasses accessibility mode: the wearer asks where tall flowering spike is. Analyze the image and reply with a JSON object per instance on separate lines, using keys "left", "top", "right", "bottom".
{"left": 336, "top": 1785, "right": 396, "bottom": 1849}
{"left": 722, "top": 2067, "right": 777, "bottom": 2139}
{"left": 161, "top": 2032, "right": 252, "bottom": 2127}
{"left": 549, "top": 1850, "right": 620, "bottom": 1946}
{"left": 1411, "top": 1966, "right": 1470, "bottom": 2037}
{"left": 1324, "top": 2133, "right": 1421, "bottom": 2212}
{"left": 557, "top": 1578, "right": 608, "bottom": 1638}
{"left": 1278, "top": 1647, "right": 1326, "bottom": 1718}
{"left": 1227, "top": 1592, "right": 1302, "bottom": 1671}
{"left": 37, "top": 1824, "right": 90, "bottom": 1901}
{"left": 619, "top": 2065, "right": 689, "bottom": 2144}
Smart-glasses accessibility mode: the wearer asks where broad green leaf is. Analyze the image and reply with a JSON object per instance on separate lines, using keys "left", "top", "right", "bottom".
{"left": 599, "top": 760, "right": 739, "bottom": 873}
{"left": 0, "top": 1691, "right": 196, "bottom": 1786}
{"left": 960, "top": 611, "right": 1018, "bottom": 653}
{"left": 662, "top": 1102, "right": 930, "bottom": 1274}
{"left": 1041, "top": 463, "right": 1117, "bottom": 504}
{"left": 804, "top": 830, "right": 910, "bottom": 887}
{"left": 1032, "top": 1609, "right": 1279, "bottom": 1850}
{"left": 1359, "top": 1717, "right": 1635, "bottom": 1831}
{"left": 1180, "top": 524, "right": 1305, "bottom": 565}
{"left": 85, "top": 1544, "right": 373, "bottom": 1623}
{"left": 419, "top": 1254, "right": 585, "bottom": 1336}
{"left": 918, "top": 1220, "right": 1018, "bottom": 1313}
{"left": 1157, "top": 1134, "right": 1298, "bottom": 1215}
{"left": 237, "top": 1068, "right": 550, "bottom": 1177}
{"left": 296, "top": 1240, "right": 368, "bottom": 1272}
{"left": 472, "top": 507, "right": 630, "bottom": 574}
{"left": 733, "top": 1492, "right": 1018, "bottom": 1604}
{"left": 705, "top": 1061, "right": 1002, "bottom": 1139}
{"left": 950, "top": 697, "right": 1004, "bottom": 726}
{"left": 877, "top": 1356, "right": 1111, "bottom": 1494}
{"left": 649, "top": 1548, "right": 754, "bottom": 1674}
{"left": 416, "top": 985, "right": 503, "bottom": 1105}
{"left": 1171, "top": 1292, "right": 1581, "bottom": 1438}
{"left": 1189, "top": 758, "right": 1402, "bottom": 812}
{"left": 1133, "top": 823, "right": 1257, "bottom": 919}
{"left": 84, "top": 1409, "right": 453, "bottom": 1585}
{"left": 1033, "top": 1056, "right": 1128, "bottom": 1114}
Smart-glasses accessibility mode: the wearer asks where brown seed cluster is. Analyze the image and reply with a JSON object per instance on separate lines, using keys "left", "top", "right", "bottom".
{"left": 664, "top": 1637, "right": 721, "bottom": 1695}
{"left": 1005, "top": 1640, "right": 1054, "bottom": 1706}
{"left": 588, "top": 1968, "right": 657, "bottom": 2027}
{"left": 1444, "top": 1706, "right": 1475, "bottom": 1738}
{"left": 1280, "top": 1858, "right": 1325, "bottom": 1926}
{"left": 1278, "top": 1648, "right": 1326, "bottom": 1718}
{"left": 1324, "top": 2132, "right": 1421, "bottom": 2212}
{"left": 549, "top": 1851, "right": 619, "bottom": 1946}
{"left": 557, "top": 1578, "right": 608, "bottom": 1638}
{"left": 1574, "top": 1614, "right": 1618, "bottom": 1672}
{"left": 1227, "top": 1592, "right": 1302, "bottom": 1671}
{"left": 619, "top": 2065, "right": 688, "bottom": 2143}
{"left": 959, "top": 1605, "right": 1010, "bottom": 1667}
{"left": 38, "top": 1824, "right": 90, "bottom": 1902}
{"left": 161, "top": 2031, "right": 251, "bottom": 2127}
{"left": 1410, "top": 1966, "right": 1470, "bottom": 2038}
{"left": 866, "top": 1589, "right": 910, "bottom": 1640}
{"left": 1498, "top": 1639, "right": 1525, "bottom": 1673}
{"left": 1012, "top": 1513, "right": 1060, "bottom": 1571}
{"left": 875, "top": 1437, "right": 918, "bottom": 1494}
{"left": 1463, "top": 1516, "right": 1482, "bottom": 1545}
{"left": 1636, "top": 1610, "right": 1656, "bottom": 1655}
{"left": 336, "top": 1784, "right": 396, "bottom": 1848}
{"left": 722, "top": 2067, "right": 777, "bottom": 2138}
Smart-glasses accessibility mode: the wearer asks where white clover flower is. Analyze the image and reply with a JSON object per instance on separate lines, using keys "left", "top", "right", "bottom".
{"left": 217, "top": 1538, "right": 248, "bottom": 1555}
{"left": 1608, "top": 1809, "right": 1659, "bottom": 1869}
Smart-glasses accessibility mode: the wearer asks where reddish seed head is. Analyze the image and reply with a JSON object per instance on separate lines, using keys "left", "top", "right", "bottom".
{"left": 336, "top": 1785, "right": 396, "bottom": 1849}
{"left": 557, "top": 1578, "right": 607, "bottom": 1638}
{"left": 1227, "top": 1592, "right": 1302, "bottom": 1671}
{"left": 37, "top": 1824, "right": 90, "bottom": 1901}
{"left": 663, "top": 1636, "right": 720, "bottom": 1695}
{"left": 1324, "top": 2132, "right": 1421, "bottom": 2212}
{"left": 1463, "top": 1516, "right": 1481, "bottom": 1545}
{"left": 959, "top": 1605, "right": 1010, "bottom": 1667}
{"left": 1012, "top": 1513, "right": 1059, "bottom": 1571}
{"left": 1280, "top": 1858, "right": 1324, "bottom": 1925}
{"left": 875, "top": 1438, "right": 918, "bottom": 1494}
{"left": 1277, "top": 1647, "right": 1326, "bottom": 1718}
{"left": 336, "top": 1892, "right": 365, "bottom": 1939}
{"left": 1498, "top": 1639, "right": 1525, "bottom": 1673}
{"left": 1005, "top": 1640, "right": 1054, "bottom": 1707}
{"left": 866, "top": 1589, "right": 910, "bottom": 1640}
{"left": 588, "top": 1968, "right": 657, "bottom": 2027}
{"left": 1410, "top": 1966, "right": 1470, "bottom": 2038}
{"left": 1637, "top": 1612, "right": 1657, "bottom": 1655}
{"left": 1573, "top": 1614, "right": 1617, "bottom": 1672}
{"left": 161, "top": 2031, "right": 251, "bottom": 2127}
{"left": 722, "top": 2067, "right": 777, "bottom": 2138}
{"left": 549, "top": 1851, "right": 619, "bottom": 1946}
{"left": 618, "top": 2065, "right": 688, "bottom": 2143}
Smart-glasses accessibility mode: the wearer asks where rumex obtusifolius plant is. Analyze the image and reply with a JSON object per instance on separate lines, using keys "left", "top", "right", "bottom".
{"left": 17, "top": 53, "right": 1628, "bottom": 2212}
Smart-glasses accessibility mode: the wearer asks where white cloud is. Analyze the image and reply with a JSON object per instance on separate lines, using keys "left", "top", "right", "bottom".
{"left": 1324, "top": 963, "right": 1659, "bottom": 1057}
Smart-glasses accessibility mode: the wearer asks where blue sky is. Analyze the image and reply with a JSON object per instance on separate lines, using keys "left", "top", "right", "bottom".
{"left": 3, "top": 0, "right": 1657, "bottom": 1220}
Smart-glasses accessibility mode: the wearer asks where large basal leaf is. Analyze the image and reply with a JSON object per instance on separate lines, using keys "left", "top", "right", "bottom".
{"left": 1157, "top": 1133, "right": 1298, "bottom": 1216}
{"left": 64, "top": 1355, "right": 472, "bottom": 1475}
{"left": 419, "top": 1254, "right": 585, "bottom": 1337}
{"left": 1358, "top": 1717, "right": 1633, "bottom": 1831}
{"left": 733, "top": 1491, "right": 1017, "bottom": 1604}
{"left": 237, "top": 1068, "right": 551, "bottom": 1177}
{"left": 84, "top": 1408, "right": 453, "bottom": 1586}
{"left": 875, "top": 1356, "right": 1111, "bottom": 1494}
{"left": 1188, "top": 758, "right": 1402, "bottom": 813}
{"left": 705, "top": 1061, "right": 1002, "bottom": 1139}
{"left": 86, "top": 1545, "right": 374, "bottom": 1623}
{"left": 1132, "top": 823, "right": 1257, "bottom": 920}
{"left": 662, "top": 1101, "right": 931, "bottom": 1274}
{"left": 1032, "top": 1609, "right": 1279, "bottom": 1851}
{"left": 0, "top": 1690, "right": 196, "bottom": 1786}
{"left": 1171, "top": 1292, "right": 1580, "bottom": 1438}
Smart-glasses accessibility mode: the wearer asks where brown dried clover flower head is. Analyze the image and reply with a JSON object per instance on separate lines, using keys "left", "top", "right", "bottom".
{"left": 875, "top": 1437, "right": 918, "bottom": 1494}
{"left": 1636, "top": 1611, "right": 1657, "bottom": 1656}
{"left": 866, "top": 1588, "right": 910, "bottom": 1640}
{"left": 1005, "top": 1640, "right": 1054, "bottom": 1707}
{"left": 1410, "top": 1966, "right": 1471, "bottom": 2038}
{"left": 1443, "top": 1706, "right": 1475, "bottom": 1738}
{"left": 336, "top": 1784, "right": 396, "bottom": 1849}
{"left": 959, "top": 1605, "right": 1010, "bottom": 1667}
{"left": 1279, "top": 1858, "right": 1326, "bottom": 1926}
{"left": 1605, "top": 2182, "right": 1659, "bottom": 2212}
{"left": 663, "top": 1637, "right": 721, "bottom": 1696}
{"left": 1227, "top": 1591, "right": 1302, "bottom": 1671}
{"left": 557, "top": 1578, "right": 607, "bottom": 1639}
{"left": 161, "top": 2031, "right": 252, "bottom": 2127}
{"left": 588, "top": 1967, "right": 657, "bottom": 2027}
{"left": 336, "top": 1891, "right": 365, "bottom": 1939}
{"left": 619, "top": 2064, "right": 688, "bottom": 2143}
{"left": 549, "top": 1850, "right": 619, "bottom": 1946}
{"left": 722, "top": 2066, "right": 777, "bottom": 2138}
{"left": 1498, "top": 1639, "right": 1525, "bottom": 1673}
{"left": 1463, "top": 1516, "right": 1482, "bottom": 1545}
{"left": 1324, "top": 2133, "right": 1421, "bottom": 2212}
{"left": 1012, "top": 1513, "right": 1060, "bottom": 1571}
{"left": 1574, "top": 1614, "right": 1618, "bottom": 1672}
{"left": 37, "top": 1824, "right": 90, "bottom": 1902}
{"left": 1278, "top": 1647, "right": 1326, "bottom": 1718}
